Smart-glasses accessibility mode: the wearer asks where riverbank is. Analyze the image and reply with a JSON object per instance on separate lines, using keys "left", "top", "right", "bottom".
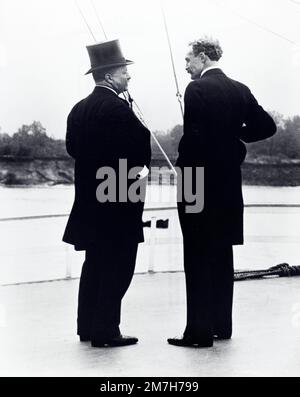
{"left": 242, "top": 162, "right": 300, "bottom": 186}
{"left": 0, "top": 157, "right": 299, "bottom": 186}
{"left": 0, "top": 157, "right": 74, "bottom": 186}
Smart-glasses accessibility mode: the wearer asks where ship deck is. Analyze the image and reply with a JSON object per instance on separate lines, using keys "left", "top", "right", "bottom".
{"left": 1, "top": 272, "right": 299, "bottom": 377}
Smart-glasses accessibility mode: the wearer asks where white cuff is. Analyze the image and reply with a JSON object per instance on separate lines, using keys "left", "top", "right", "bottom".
{"left": 137, "top": 165, "right": 149, "bottom": 180}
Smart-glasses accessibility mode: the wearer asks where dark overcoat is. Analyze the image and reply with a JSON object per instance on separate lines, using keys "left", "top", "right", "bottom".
{"left": 177, "top": 69, "right": 277, "bottom": 245}
{"left": 63, "top": 87, "right": 151, "bottom": 251}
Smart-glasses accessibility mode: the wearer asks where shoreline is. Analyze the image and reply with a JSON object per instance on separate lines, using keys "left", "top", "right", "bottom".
{"left": 0, "top": 158, "right": 299, "bottom": 187}
{"left": 1, "top": 180, "right": 300, "bottom": 189}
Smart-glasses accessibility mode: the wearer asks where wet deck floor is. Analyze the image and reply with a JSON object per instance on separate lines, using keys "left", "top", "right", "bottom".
{"left": 0, "top": 272, "right": 300, "bottom": 377}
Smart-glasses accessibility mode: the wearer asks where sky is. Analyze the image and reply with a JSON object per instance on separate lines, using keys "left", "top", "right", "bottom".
{"left": 0, "top": 0, "right": 299, "bottom": 138}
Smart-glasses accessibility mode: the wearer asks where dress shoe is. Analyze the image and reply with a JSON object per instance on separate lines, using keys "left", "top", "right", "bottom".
{"left": 91, "top": 335, "right": 138, "bottom": 348}
{"left": 79, "top": 335, "right": 90, "bottom": 342}
{"left": 167, "top": 335, "right": 213, "bottom": 348}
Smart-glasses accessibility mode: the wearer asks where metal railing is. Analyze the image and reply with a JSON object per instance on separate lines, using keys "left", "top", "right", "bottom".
{"left": 0, "top": 204, "right": 299, "bottom": 283}
{"left": 1, "top": 204, "right": 300, "bottom": 223}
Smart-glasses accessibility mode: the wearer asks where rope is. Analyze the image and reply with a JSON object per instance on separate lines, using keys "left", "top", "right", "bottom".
{"left": 213, "top": 0, "right": 298, "bottom": 46}
{"left": 126, "top": 92, "right": 178, "bottom": 176}
{"left": 74, "top": 0, "right": 97, "bottom": 42}
{"left": 234, "top": 263, "right": 300, "bottom": 281}
{"left": 288, "top": 0, "right": 300, "bottom": 5}
{"left": 2, "top": 264, "right": 300, "bottom": 287}
{"left": 91, "top": 0, "right": 108, "bottom": 40}
{"left": 161, "top": 1, "right": 184, "bottom": 119}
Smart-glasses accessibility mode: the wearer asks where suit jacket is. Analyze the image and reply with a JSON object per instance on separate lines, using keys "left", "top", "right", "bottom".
{"left": 63, "top": 87, "right": 151, "bottom": 250}
{"left": 177, "top": 69, "right": 277, "bottom": 245}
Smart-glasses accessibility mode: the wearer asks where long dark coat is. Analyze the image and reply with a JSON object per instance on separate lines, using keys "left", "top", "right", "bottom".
{"left": 63, "top": 87, "right": 151, "bottom": 251}
{"left": 176, "top": 69, "right": 277, "bottom": 245}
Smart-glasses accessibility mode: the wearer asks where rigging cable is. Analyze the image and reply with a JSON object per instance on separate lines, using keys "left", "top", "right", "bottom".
{"left": 161, "top": 1, "right": 184, "bottom": 119}
{"left": 127, "top": 92, "right": 178, "bottom": 174}
{"left": 213, "top": 0, "right": 298, "bottom": 46}
{"left": 74, "top": 0, "right": 97, "bottom": 42}
{"left": 288, "top": 0, "right": 300, "bottom": 5}
{"left": 91, "top": 0, "right": 108, "bottom": 40}
{"left": 74, "top": 0, "right": 177, "bottom": 175}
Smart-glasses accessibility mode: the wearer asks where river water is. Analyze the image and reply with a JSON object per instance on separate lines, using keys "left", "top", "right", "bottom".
{"left": 0, "top": 184, "right": 300, "bottom": 284}
{"left": 0, "top": 184, "right": 300, "bottom": 218}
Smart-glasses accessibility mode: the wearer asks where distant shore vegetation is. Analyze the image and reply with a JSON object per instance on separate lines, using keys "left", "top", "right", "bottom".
{"left": 0, "top": 112, "right": 299, "bottom": 163}
{"left": 151, "top": 112, "right": 300, "bottom": 164}
{"left": 0, "top": 121, "right": 67, "bottom": 159}
{"left": 0, "top": 113, "right": 299, "bottom": 186}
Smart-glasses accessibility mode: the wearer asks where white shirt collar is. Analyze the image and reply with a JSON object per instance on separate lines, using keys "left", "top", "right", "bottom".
{"left": 201, "top": 66, "right": 221, "bottom": 78}
{"left": 96, "top": 85, "right": 118, "bottom": 96}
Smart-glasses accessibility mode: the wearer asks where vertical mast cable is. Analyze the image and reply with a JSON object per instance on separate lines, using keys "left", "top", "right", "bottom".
{"left": 161, "top": 1, "right": 184, "bottom": 119}
{"left": 129, "top": 96, "right": 178, "bottom": 175}
{"left": 75, "top": 0, "right": 97, "bottom": 42}
{"left": 91, "top": 0, "right": 108, "bottom": 40}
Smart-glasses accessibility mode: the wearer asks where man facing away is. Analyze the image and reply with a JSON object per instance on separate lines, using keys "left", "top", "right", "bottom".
{"left": 168, "top": 37, "right": 277, "bottom": 347}
{"left": 63, "top": 40, "right": 151, "bottom": 347}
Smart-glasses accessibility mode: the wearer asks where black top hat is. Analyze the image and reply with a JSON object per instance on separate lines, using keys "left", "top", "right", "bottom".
{"left": 85, "top": 39, "right": 134, "bottom": 75}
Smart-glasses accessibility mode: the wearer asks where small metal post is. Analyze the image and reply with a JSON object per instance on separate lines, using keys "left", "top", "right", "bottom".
{"left": 65, "top": 245, "right": 72, "bottom": 280}
{"left": 148, "top": 216, "right": 157, "bottom": 273}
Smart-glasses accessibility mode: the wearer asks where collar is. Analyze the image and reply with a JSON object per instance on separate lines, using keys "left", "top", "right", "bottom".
{"left": 201, "top": 66, "right": 222, "bottom": 78}
{"left": 95, "top": 85, "right": 118, "bottom": 96}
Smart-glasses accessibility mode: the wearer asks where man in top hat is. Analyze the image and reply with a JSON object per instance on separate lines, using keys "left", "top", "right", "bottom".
{"left": 168, "top": 37, "right": 277, "bottom": 347}
{"left": 63, "top": 40, "right": 151, "bottom": 347}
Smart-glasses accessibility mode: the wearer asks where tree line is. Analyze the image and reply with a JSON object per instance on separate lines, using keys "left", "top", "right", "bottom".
{"left": 151, "top": 112, "right": 300, "bottom": 163}
{"left": 0, "top": 121, "right": 67, "bottom": 159}
{"left": 0, "top": 112, "right": 299, "bottom": 162}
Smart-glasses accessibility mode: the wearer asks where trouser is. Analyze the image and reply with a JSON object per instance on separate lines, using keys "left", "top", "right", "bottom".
{"left": 77, "top": 238, "right": 138, "bottom": 340}
{"left": 178, "top": 207, "right": 234, "bottom": 341}
{"left": 176, "top": 163, "right": 236, "bottom": 340}
{"left": 182, "top": 233, "right": 234, "bottom": 341}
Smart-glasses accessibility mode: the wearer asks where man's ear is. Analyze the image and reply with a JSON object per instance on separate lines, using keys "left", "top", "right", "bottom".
{"left": 105, "top": 73, "right": 113, "bottom": 84}
{"left": 198, "top": 52, "right": 206, "bottom": 62}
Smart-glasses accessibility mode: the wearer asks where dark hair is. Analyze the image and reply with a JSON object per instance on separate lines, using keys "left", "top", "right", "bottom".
{"left": 190, "top": 37, "right": 223, "bottom": 61}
